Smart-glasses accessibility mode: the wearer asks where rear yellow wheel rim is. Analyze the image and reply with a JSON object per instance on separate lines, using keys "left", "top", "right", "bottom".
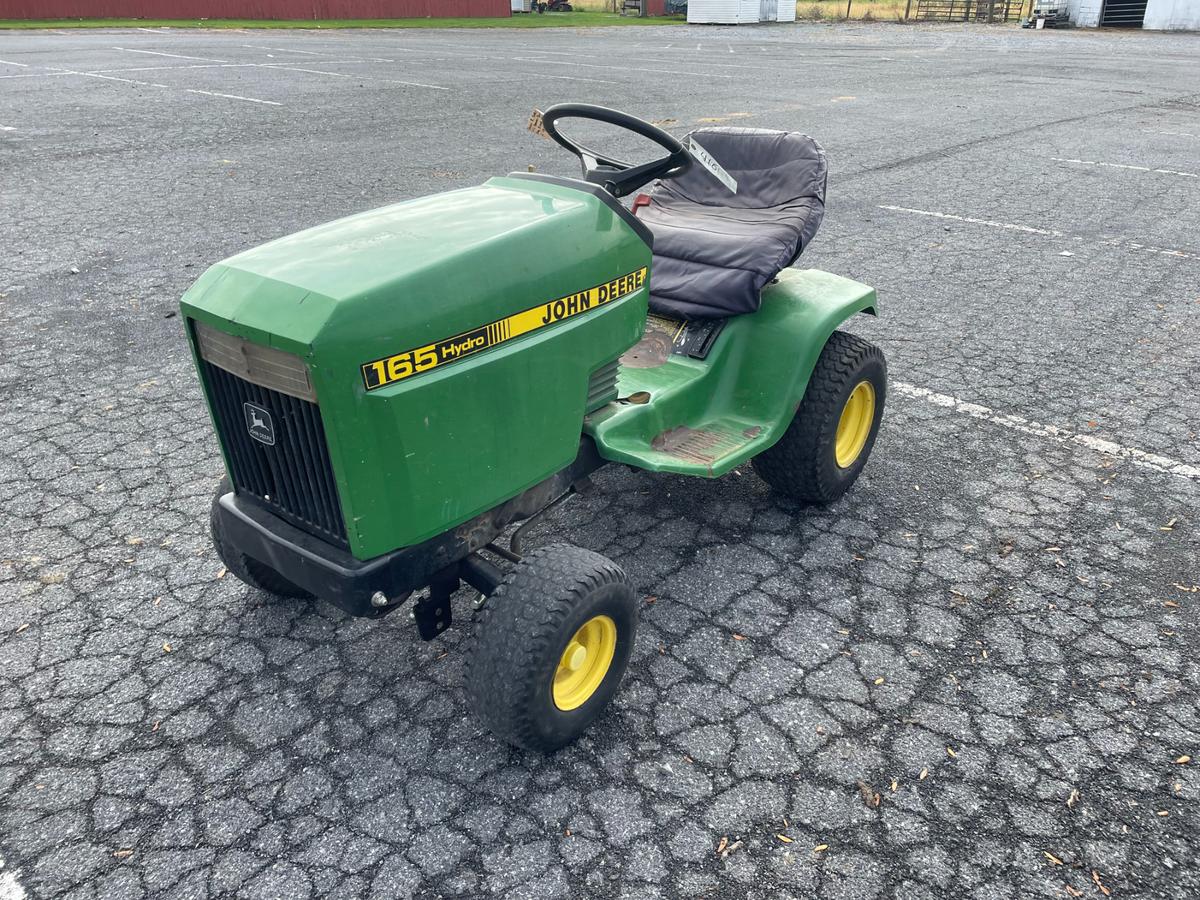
{"left": 835, "top": 381, "right": 876, "bottom": 468}
{"left": 553, "top": 615, "right": 617, "bottom": 711}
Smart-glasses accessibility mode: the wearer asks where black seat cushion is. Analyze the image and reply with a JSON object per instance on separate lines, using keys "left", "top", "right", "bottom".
{"left": 638, "top": 127, "right": 827, "bottom": 320}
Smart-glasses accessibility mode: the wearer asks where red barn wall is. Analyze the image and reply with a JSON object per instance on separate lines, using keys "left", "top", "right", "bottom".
{"left": 0, "top": 0, "right": 511, "bottom": 18}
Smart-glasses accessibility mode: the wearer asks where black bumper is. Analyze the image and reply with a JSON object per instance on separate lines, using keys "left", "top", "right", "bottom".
{"left": 217, "top": 493, "right": 444, "bottom": 617}
{"left": 216, "top": 437, "right": 608, "bottom": 618}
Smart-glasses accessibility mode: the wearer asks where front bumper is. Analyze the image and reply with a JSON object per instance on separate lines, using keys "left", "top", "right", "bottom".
{"left": 217, "top": 493, "right": 456, "bottom": 617}
{"left": 216, "top": 437, "right": 608, "bottom": 618}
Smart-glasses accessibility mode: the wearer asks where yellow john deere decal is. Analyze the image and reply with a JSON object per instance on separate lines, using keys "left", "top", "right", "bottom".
{"left": 361, "top": 267, "right": 648, "bottom": 391}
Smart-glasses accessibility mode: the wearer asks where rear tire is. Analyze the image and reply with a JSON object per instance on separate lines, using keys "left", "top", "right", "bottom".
{"left": 466, "top": 543, "right": 638, "bottom": 752}
{"left": 210, "top": 477, "right": 312, "bottom": 599}
{"left": 753, "top": 331, "right": 886, "bottom": 505}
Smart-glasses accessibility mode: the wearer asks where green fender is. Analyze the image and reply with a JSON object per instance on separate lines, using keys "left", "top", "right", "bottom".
{"left": 585, "top": 268, "right": 879, "bottom": 477}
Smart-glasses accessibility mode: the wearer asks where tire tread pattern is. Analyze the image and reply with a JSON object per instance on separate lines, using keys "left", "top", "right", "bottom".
{"left": 465, "top": 543, "right": 634, "bottom": 753}
{"left": 753, "top": 330, "right": 886, "bottom": 504}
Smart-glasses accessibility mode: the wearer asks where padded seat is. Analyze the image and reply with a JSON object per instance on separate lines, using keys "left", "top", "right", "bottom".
{"left": 638, "top": 127, "right": 827, "bottom": 320}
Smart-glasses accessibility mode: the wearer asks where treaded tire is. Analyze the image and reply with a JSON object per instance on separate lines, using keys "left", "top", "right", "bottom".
{"left": 753, "top": 331, "right": 886, "bottom": 504}
{"left": 210, "top": 478, "right": 312, "bottom": 599}
{"left": 465, "top": 543, "right": 638, "bottom": 753}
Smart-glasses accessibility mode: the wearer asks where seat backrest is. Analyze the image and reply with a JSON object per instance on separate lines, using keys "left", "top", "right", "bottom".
{"left": 653, "top": 126, "right": 827, "bottom": 246}
{"left": 640, "top": 127, "right": 828, "bottom": 320}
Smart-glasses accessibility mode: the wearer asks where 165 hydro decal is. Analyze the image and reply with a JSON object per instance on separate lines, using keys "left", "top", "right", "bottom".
{"left": 361, "top": 267, "right": 647, "bottom": 391}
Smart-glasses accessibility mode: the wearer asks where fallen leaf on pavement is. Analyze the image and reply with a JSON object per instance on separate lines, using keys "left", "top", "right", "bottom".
{"left": 1176, "top": 755, "right": 1191, "bottom": 764}
{"left": 776, "top": 834, "right": 793, "bottom": 843}
{"left": 857, "top": 780, "right": 881, "bottom": 808}
{"left": 919, "top": 768, "right": 929, "bottom": 781}
{"left": 813, "top": 844, "right": 829, "bottom": 853}
{"left": 1092, "top": 870, "right": 1111, "bottom": 897}
{"left": 1044, "top": 851, "right": 1063, "bottom": 865}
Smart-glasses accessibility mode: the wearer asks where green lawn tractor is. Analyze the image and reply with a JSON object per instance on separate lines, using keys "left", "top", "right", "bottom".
{"left": 182, "top": 104, "right": 885, "bottom": 752}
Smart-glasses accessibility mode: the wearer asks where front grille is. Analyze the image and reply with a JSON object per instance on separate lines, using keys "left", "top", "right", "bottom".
{"left": 198, "top": 337, "right": 349, "bottom": 549}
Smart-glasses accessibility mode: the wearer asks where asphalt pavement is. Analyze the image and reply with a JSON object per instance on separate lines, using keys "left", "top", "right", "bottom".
{"left": 1, "top": 20, "right": 1199, "bottom": 900}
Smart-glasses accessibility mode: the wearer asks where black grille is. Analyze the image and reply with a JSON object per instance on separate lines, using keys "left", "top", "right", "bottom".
{"left": 202, "top": 360, "right": 349, "bottom": 549}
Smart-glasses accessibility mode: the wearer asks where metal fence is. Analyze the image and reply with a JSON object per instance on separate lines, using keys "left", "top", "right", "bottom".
{"left": 914, "top": 0, "right": 1025, "bottom": 21}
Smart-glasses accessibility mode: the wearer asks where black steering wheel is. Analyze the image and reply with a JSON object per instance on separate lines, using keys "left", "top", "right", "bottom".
{"left": 541, "top": 103, "right": 692, "bottom": 199}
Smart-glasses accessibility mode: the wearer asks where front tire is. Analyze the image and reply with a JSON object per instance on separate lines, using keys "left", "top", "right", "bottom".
{"left": 465, "top": 544, "right": 638, "bottom": 752}
{"left": 210, "top": 478, "right": 312, "bottom": 599}
{"left": 753, "top": 331, "right": 886, "bottom": 505}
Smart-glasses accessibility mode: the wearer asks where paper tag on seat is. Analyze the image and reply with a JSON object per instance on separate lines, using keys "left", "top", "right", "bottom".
{"left": 687, "top": 136, "right": 738, "bottom": 194}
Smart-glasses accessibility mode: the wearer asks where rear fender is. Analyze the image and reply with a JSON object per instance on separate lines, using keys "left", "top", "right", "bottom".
{"left": 586, "top": 268, "right": 878, "bottom": 476}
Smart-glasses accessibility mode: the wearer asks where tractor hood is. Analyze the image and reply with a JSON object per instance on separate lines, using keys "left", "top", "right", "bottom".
{"left": 182, "top": 174, "right": 652, "bottom": 558}
{"left": 181, "top": 175, "right": 649, "bottom": 355}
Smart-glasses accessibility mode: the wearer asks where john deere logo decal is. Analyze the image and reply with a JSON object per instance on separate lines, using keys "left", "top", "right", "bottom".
{"left": 360, "top": 267, "right": 648, "bottom": 391}
{"left": 243, "top": 402, "right": 275, "bottom": 446}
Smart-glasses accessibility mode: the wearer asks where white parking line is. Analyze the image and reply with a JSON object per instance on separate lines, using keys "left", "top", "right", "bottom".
{"left": 877, "top": 205, "right": 1062, "bottom": 236}
{"left": 39, "top": 64, "right": 280, "bottom": 105}
{"left": 0, "top": 125, "right": 14, "bottom": 131}
{"left": 0, "top": 58, "right": 29, "bottom": 67}
{"left": 894, "top": 382, "right": 1200, "bottom": 483}
{"left": 1051, "top": 156, "right": 1199, "bottom": 179}
{"left": 0, "top": 71, "right": 78, "bottom": 80}
{"left": 185, "top": 89, "right": 283, "bottom": 106}
{"left": 509, "top": 56, "right": 734, "bottom": 79}
{"left": 258, "top": 63, "right": 447, "bottom": 91}
{"left": 0, "top": 856, "right": 27, "bottom": 900}
{"left": 113, "top": 47, "right": 230, "bottom": 63}
{"left": 511, "top": 71, "right": 619, "bottom": 85}
{"left": 1143, "top": 128, "right": 1198, "bottom": 139}
{"left": 241, "top": 43, "right": 326, "bottom": 55}
{"left": 878, "top": 205, "right": 1200, "bottom": 262}
{"left": 58, "top": 69, "right": 170, "bottom": 89}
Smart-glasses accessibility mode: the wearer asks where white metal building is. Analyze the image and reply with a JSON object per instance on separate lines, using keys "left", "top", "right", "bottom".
{"left": 687, "top": 0, "right": 795, "bottom": 23}
{"left": 1064, "top": 0, "right": 1200, "bottom": 27}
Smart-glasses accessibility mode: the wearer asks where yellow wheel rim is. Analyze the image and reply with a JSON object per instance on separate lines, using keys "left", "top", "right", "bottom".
{"left": 552, "top": 615, "right": 617, "bottom": 711}
{"left": 835, "top": 381, "right": 876, "bottom": 468}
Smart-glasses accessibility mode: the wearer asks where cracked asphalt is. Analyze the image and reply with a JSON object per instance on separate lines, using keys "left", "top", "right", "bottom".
{"left": 2, "top": 20, "right": 1200, "bottom": 900}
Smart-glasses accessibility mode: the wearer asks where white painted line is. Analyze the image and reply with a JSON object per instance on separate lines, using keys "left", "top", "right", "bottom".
{"left": 1143, "top": 128, "right": 1198, "bottom": 139}
{"left": 258, "top": 63, "right": 447, "bottom": 91}
{"left": 185, "top": 88, "right": 282, "bottom": 106}
{"left": 39, "top": 64, "right": 280, "bottom": 106}
{"left": 0, "top": 125, "right": 14, "bottom": 131}
{"left": 893, "top": 382, "right": 1200, "bottom": 483}
{"left": 878, "top": 205, "right": 1200, "bottom": 262}
{"left": 0, "top": 857, "right": 28, "bottom": 900}
{"left": 510, "top": 56, "right": 734, "bottom": 79}
{"left": 86, "top": 63, "right": 260, "bottom": 74}
{"left": 0, "top": 58, "right": 29, "bottom": 67}
{"left": 878, "top": 205, "right": 1062, "bottom": 236}
{"left": 0, "top": 71, "right": 78, "bottom": 80}
{"left": 241, "top": 43, "right": 326, "bottom": 55}
{"left": 512, "top": 71, "right": 618, "bottom": 85}
{"left": 71, "top": 70, "right": 170, "bottom": 88}
{"left": 113, "top": 46, "right": 229, "bottom": 63}
{"left": 1051, "top": 156, "right": 1198, "bottom": 179}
